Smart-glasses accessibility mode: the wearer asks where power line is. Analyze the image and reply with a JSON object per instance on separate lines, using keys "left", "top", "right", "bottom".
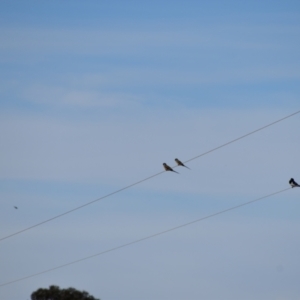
{"left": 184, "top": 110, "right": 300, "bottom": 163}
{"left": 0, "top": 187, "right": 292, "bottom": 287}
{"left": 0, "top": 110, "right": 299, "bottom": 243}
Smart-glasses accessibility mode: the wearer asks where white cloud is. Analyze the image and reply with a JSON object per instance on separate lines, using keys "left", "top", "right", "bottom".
{"left": 22, "top": 84, "right": 141, "bottom": 108}
{"left": 70, "top": 66, "right": 300, "bottom": 88}
{"left": 0, "top": 22, "right": 298, "bottom": 57}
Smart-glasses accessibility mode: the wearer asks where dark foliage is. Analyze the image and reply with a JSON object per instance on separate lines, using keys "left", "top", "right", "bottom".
{"left": 31, "top": 285, "right": 100, "bottom": 300}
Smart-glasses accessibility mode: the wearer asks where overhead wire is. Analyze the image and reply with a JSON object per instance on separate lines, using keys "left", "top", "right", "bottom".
{"left": 0, "top": 187, "right": 292, "bottom": 287}
{"left": 184, "top": 110, "right": 300, "bottom": 163}
{"left": 0, "top": 109, "right": 299, "bottom": 243}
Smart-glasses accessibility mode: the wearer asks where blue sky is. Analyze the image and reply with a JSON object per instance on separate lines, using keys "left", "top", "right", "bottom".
{"left": 1, "top": 1, "right": 300, "bottom": 300}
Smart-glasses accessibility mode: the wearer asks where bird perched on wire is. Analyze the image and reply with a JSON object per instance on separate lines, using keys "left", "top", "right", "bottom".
{"left": 175, "top": 158, "right": 190, "bottom": 169}
{"left": 289, "top": 178, "right": 300, "bottom": 188}
{"left": 163, "top": 163, "right": 179, "bottom": 174}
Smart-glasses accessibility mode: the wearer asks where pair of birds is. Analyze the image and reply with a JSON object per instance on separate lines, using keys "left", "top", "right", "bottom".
{"left": 163, "top": 158, "right": 190, "bottom": 174}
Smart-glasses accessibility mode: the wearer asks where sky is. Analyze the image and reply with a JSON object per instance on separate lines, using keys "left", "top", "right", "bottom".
{"left": 0, "top": 1, "right": 300, "bottom": 299}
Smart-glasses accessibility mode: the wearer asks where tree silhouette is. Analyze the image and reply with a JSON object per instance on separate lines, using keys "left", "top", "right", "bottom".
{"left": 31, "top": 285, "right": 100, "bottom": 300}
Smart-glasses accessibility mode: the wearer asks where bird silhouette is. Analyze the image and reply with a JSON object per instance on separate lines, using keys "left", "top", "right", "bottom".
{"left": 289, "top": 178, "right": 300, "bottom": 188}
{"left": 175, "top": 158, "right": 190, "bottom": 169}
{"left": 163, "top": 163, "right": 179, "bottom": 174}
{"left": 14, "top": 206, "right": 18, "bottom": 209}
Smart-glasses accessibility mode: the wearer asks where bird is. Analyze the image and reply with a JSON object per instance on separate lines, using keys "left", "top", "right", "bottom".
{"left": 175, "top": 158, "right": 190, "bottom": 169}
{"left": 289, "top": 178, "right": 300, "bottom": 188}
{"left": 14, "top": 206, "right": 18, "bottom": 209}
{"left": 163, "top": 163, "right": 179, "bottom": 174}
